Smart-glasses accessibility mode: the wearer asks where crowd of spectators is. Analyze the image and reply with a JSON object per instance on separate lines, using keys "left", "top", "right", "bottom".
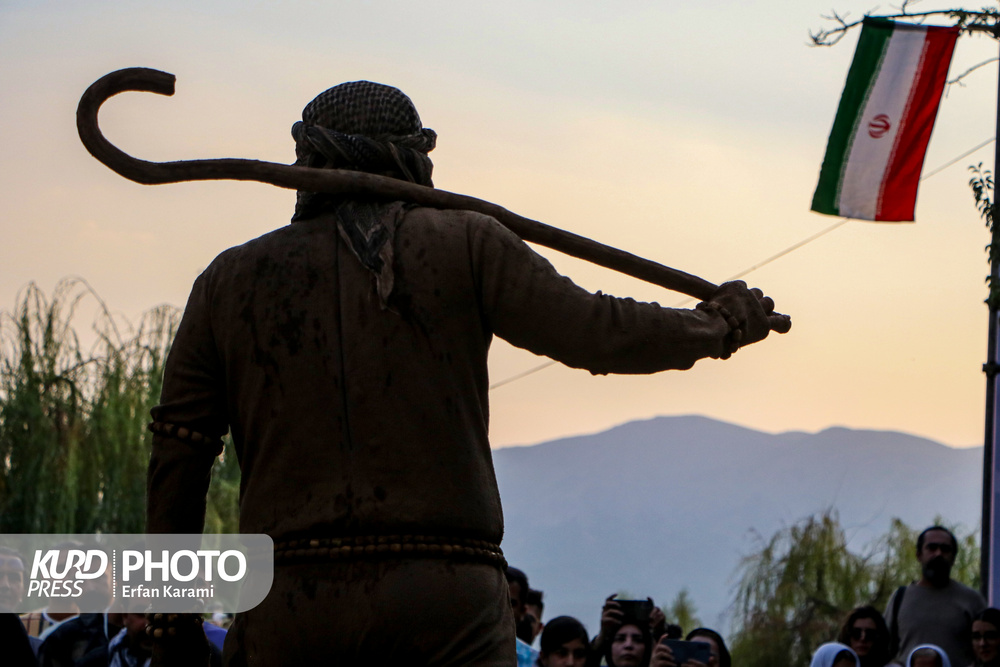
{"left": 510, "top": 524, "right": 994, "bottom": 667}
{"left": 505, "top": 565, "right": 731, "bottom": 667}
{"left": 805, "top": 525, "right": 991, "bottom": 667}
{"left": 0, "top": 543, "right": 229, "bottom": 667}
{"left": 0, "top": 523, "right": 995, "bottom": 666}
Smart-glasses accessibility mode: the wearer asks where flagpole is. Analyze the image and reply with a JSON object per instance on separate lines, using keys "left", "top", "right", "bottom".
{"left": 982, "top": 26, "right": 1000, "bottom": 603}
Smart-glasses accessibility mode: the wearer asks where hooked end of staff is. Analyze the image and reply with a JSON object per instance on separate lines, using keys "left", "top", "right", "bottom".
{"left": 77, "top": 68, "right": 176, "bottom": 184}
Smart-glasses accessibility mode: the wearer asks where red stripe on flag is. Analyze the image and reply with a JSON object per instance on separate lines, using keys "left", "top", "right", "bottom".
{"left": 877, "top": 26, "right": 958, "bottom": 221}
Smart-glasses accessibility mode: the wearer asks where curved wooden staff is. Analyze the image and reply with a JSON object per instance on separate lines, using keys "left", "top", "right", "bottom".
{"left": 77, "top": 67, "right": 756, "bottom": 309}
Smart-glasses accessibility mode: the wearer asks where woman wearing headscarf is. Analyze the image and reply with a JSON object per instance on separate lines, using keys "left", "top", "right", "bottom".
{"left": 907, "top": 644, "right": 951, "bottom": 667}
{"left": 537, "top": 616, "right": 590, "bottom": 667}
{"left": 590, "top": 596, "right": 661, "bottom": 667}
{"left": 603, "top": 621, "right": 652, "bottom": 667}
{"left": 810, "top": 642, "right": 861, "bottom": 667}
{"left": 970, "top": 608, "right": 1000, "bottom": 667}
{"left": 686, "top": 628, "right": 731, "bottom": 667}
{"left": 838, "top": 606, "right": 891, "bottom": 667}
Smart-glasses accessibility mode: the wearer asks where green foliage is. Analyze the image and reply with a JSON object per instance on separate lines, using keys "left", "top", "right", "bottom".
{"left": 969, "top": 163, "right": 1000, "bottom": 308}
{"left": 663, "top": 587, "right": 702, "bottom": 633}
{"left": 0, "top": 280, "right": 239, "bottom": 534}
{"left": 729, "top": 510, "right": 980, "bottom": 667}
{"left": 204, "top": 438, "right": 241, "bottom": 534}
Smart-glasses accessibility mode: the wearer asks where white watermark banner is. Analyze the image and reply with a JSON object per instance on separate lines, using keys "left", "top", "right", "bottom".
{"left": 0, "top": 534, "right": 273, "bottom": 613}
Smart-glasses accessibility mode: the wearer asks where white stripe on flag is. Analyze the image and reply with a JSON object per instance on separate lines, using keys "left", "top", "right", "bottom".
{"left": 838, "top": 28, "right": 927, "bottom": 219}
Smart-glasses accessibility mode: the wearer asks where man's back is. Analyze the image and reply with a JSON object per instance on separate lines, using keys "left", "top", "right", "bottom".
{"left": 150, "top": 202, "right": 731, "bottom": 542}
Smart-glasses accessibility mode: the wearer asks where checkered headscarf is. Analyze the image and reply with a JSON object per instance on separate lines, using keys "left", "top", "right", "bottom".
{"left": 291, "top": 81, "right": 436, "bottom": 309}
{"left": 291, "top": 81, "right": 436, "bottom": 218}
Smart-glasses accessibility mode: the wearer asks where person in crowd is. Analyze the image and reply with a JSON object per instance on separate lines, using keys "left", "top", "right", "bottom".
{"left": 2, "top": 613, "right": 37, "bottom": 667}
{"left": 687, "top": 628, "right": 731, "bottom": 667}
{"left": 0, "top": 547, "right": 38, "bottom": 665}
{"left": 907, "top": 644, "right": 951, "bottom": 667}
{"left": 0, "top": 546, "right": 26, "bottom": 614}
{"left": 509, "top": 568, "right": 531, "bottom": 635}
{"left": 38, "top": 611, "right": 122, "bottom": 667}
{"left": 885, "top": 526, "right": 985, "bottom": 667}
{"left": 648, "top": 626, "right": 731, "bottom": 667}
{"left": 20, "top": 541, "right": 82, "bottom": 640}
{"left": 971, "top": 608, "right": 1000, "bottom": 667}
{"left": 205, "top": 602, "right": 233, "bottom": 630}
{"left": 108, "top": 611, "right": 153, "bottom": 667}
{"left": 109, "top": 609, "right": 224, "bottom": 667}
{"left": 203, "top": 616, "right": 228, "bottom": 654}
{"left": 202, "top": 603, "right": 229, "bottom": 653}
{"left": 526, "top": 589, "right": 545, "bottom": 646}
{"left": 605, "top": 621, "right": 652, "bottom": 667}
{"left": 594, "top": 595, "right": 666, "bottom": 645}
{"left": 838, "top": 606, "right": 891, "bottom": 667}
{"left": 811, "top": 642, "right": 860, "bottom": 667}
{"left": 509, "top": 568, "right": 540, "bottom": 667}
{"left": 536, "top": 616, "right": 589, "bottom": 667}
{"left": 38, "top": 548, "right": 119, "bottom": 667}
{"left": 591, "top": 594, "right": 667, "bottom": 666}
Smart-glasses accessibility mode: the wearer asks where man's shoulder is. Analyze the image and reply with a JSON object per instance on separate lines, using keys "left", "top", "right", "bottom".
{"left": 398, "top": 205, "right": 528, "bottom": 260}
{"left": 194, "top": 221, "right": 322, "bottom": 286}
{"left": 900, "top": 580, "right": 986, "bottom": 607}
{"left": 40, "top": 613, "right": 94, "bottom": 640}
{"left": 946, "top": 579, "right": 987, "bottom": 605}
{"left": 213, "top": 221, "right": 312, "bottom": 259}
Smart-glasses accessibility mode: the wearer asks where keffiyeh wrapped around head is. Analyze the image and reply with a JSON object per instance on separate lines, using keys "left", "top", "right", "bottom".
{"left": 290, "top": 81, "right": 437, "bottom": 308}
{"left": 291, "top": 80, "right": 436, "bottom": 218}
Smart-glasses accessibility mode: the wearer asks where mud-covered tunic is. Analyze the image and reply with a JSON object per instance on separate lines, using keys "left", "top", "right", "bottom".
{"left": 146, "top": 205, "right": 730, "bottom": 665}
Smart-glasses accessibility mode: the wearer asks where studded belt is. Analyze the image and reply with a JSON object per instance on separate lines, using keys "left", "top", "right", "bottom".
{"left": 273, "top": 534, "right": 506, "bottom": 569}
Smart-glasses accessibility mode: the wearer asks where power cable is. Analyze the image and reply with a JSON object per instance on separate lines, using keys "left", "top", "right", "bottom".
{"left": 489, "top": 137, "right": 997, "bottom": 391}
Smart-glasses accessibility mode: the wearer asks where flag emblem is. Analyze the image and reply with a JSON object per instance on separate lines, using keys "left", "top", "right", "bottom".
{"left": 868, "top": 114, "right": 891, "bottom": 138}
{"left": 811, "top": 18, "right": 959, "bottom": 221}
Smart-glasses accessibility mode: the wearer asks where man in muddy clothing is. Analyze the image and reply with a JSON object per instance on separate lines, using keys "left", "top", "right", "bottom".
{"left": 146, "top": 81, "right": 788, "bottom": 665}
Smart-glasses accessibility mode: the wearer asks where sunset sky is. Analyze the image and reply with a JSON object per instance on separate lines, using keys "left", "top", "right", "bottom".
{"left": 2, "top": 0, "right": 999, "bottom": 449}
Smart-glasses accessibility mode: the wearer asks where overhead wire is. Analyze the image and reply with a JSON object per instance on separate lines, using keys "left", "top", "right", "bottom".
{"left": 488, "top": 137, "right": 997, "bottom": 391}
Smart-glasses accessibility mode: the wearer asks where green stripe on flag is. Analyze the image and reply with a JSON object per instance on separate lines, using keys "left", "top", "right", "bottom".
{"left": 812, "top": 18, "right": 894, "bottom": 215}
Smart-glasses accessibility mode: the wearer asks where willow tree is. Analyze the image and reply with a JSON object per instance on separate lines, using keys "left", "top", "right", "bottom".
{"left": 0, "top": 279, "right": 238, "bottom": 534}
{"left": 729, "top": 511, "right": 980, "bottom": 667}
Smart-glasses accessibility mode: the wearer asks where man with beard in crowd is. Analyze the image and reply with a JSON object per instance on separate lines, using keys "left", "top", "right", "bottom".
{"left": 885, "top": 526, "right": 985, "bottom": 667}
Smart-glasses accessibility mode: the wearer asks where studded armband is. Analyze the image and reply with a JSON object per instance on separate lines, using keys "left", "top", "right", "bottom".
{"left": 147, "top": 421, "right": 225, "bottom": 457}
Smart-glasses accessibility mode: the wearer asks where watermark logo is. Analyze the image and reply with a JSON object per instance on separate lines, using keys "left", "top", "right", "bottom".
{"left": 0, "top": 534, "right": 272, "bottom": 613}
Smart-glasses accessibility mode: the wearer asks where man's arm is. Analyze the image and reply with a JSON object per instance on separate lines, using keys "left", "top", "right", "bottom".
{"left": 467, "top": 213, "right": 782, "bottom": 374}
{"left": 146, "top": 271, "right": 228, "bottom": 534}
{"left": 146, "top": 435, "right": 220, "bottom": 534}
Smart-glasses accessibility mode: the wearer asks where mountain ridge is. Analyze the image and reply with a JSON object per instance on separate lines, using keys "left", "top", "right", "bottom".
{"left": 492, "top": 414, "right": 982, "bottom": 633}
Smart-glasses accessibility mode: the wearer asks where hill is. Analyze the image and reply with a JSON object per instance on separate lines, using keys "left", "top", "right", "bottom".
{"left": 493, "top": 415, "right": 982, "bottom": 632}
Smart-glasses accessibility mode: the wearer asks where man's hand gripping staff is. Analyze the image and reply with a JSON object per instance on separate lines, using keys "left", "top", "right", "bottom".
{"left": 77, "top": 67, "right": 791, "bottom": 349}
{"left": 699, "top": 281, "right": 790, "bottom": 358}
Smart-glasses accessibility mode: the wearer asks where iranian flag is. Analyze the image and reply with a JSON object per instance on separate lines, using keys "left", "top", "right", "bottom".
{"left": 811, "top": 17, "right": 959, "bottom": 221}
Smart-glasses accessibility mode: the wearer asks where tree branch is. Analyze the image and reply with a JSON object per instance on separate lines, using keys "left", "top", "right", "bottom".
{"left": 948, "top": 57, "right": 1000, "bottom": 87}
{"left": 810, "top": 7, "right": 1000, "bottom": 47}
